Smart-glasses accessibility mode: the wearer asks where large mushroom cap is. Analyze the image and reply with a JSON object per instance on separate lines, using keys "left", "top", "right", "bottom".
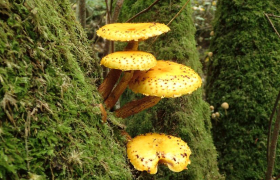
{"left": 129, "top": 60, "right": 202, "bottom": 98}
{"left": 100, "top": 51, "right": 157, "bottom": 71}
{"left": 96, "top": 23, "right": 170, "bottom": 41}
{"left": 127, "top": 133, "right": 191, "bottom": 174}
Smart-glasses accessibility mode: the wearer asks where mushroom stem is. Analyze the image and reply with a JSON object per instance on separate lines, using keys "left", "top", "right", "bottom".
{"left": 114, "top": 96, "right": 161, "bottom": 118}
{"left": 98, "top": 69, "right": 122, "bottom": 99}
{"left": 104, "top": 70, "right": 134, "bottom": 109}
{"left": 125, "top": 40, "right": 139, "bottom": 51}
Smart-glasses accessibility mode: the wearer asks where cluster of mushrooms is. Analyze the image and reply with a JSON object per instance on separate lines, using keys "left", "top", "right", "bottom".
{"left": 210, "top": 102, "right": 229, "bottom": 121}
{"left": 96, "top": 23, "right": 202, "bottom": 174}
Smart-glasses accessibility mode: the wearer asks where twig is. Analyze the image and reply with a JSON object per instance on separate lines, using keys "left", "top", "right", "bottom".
{"left": 112, "top": 0, "right": 124, "bottom": 23}
{"left": 267, "top": 91, "right": 280, "bottom": 163}
{"left": 126, "top": 0, "right": 160, "bottom": 22}
{"left": 267, "top": 13, "right": 280, "bottom": 18}
{"left": 105, "top": 0, "right": 111, "bottom": 24}
{"left": 25, "top": 111, "right": 31, "bottom": 172}
{"left": 149, "top": 0, "right": 191, "bottom": 47}
{"left": 266, "top": 105, "right": 280, "bottom": 180}
{"left": 265, "top": 13, "right": 280, "bottom": 39}
{"left": 50, "top": 160, "right": 55, "bottom": 180}
{"left": 103, "top": 0, "right": 112, "bottom": 78}
{"left": 167, "top": 0, "right": 191, "bottom": 26}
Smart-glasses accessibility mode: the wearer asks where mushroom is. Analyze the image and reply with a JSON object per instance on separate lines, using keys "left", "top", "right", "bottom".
{"left": 210, "top": 105, "right": 214, "bottom": 111}
{"left": 96, "top": 23, "right": 170, "bottom": 100}
{"left": 115, "top": 60, "right": 202, "bottom": 118}
{"left": 221, "top": 102, "right": 229, "bottom": 110}
{"left": 127, "top": 133, "right": 191, "bottom": 174}
{"left": 221, "top": 102, "right": 229, "bottom": 115}
{"left": 215, "top": 112, "right": 220, "bottom": 118}
{"left": 101, "top": 51, "right": 157, "bottom": 109}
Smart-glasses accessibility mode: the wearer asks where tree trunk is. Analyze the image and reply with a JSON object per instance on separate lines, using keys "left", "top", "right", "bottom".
{"left": 206, "top": 0, "right": 280, "bottom": 179}
{"left": 0, "top": 1, "right": 132, "bottom": 179}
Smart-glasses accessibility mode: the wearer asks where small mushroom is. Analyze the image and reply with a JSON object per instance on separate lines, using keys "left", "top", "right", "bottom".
{"left": 211, "top": 113, "right": 216, "bottom": 119}
{"left": 221, "top": 102, "right": 229, "bottom": 110}
{"left": 115, "top": 60, "right": 202, "bottom": 118}
{"left": 210, "top": 105, "right": 214, "bottom": 111}
{"left": 215, "top": 112, "right": 220, "bottom": 118}
{"left": 127, "top": 133, "right": 191, "bottom": 174}
{"left": 221, "top": 102, "right": 229, "bottom": 115}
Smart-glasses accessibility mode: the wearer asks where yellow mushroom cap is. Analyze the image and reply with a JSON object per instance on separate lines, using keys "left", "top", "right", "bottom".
{"left": 96, "top": 23, "right": 170, "bottom": 41}
{"left": 221, "top": 102, "right": 229, "bottom": 109}
{"left": 127, "top": 133, "right": 191, "bottom": 174}
{"left": 100, "top": 51, "right": 157, "bottom": 71}
{"left": 129, "top": 60, "right": 202, "bottom": 98}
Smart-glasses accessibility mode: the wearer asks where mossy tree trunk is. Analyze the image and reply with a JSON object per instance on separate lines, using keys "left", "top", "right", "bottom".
{"left": 206, "top": 0, "right": 280, "bottom": 179}
{"left": 118, "top": 1, "right": 223, "bottom": 179}
{"left": 0, "top": 1, "right": 132, "bottom": 179}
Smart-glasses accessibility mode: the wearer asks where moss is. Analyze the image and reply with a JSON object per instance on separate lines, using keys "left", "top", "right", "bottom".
{"left": 206, "top": 0, "right": 280, "bottom": 179}
{"left": 0, "top": 0, "right": 132, "bottom": 179}
{"left": 118, "top": 0, "right": 223, "bottom": 179}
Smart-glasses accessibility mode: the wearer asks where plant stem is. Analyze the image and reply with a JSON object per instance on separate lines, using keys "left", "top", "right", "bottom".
{"left": 267, "top": 14, "right": 280, "bottom": 18}
{"left": 265, "top": 13, "right": 280, "bottom": 39}
{"left": 266, "top": 104, "right": 280, "bottom": 180}
{"left": 166, "top": 0, "right": 191, "bottom": 26}
{"left": 267, "top": 91, "right": 280, "bottom": 163}
{"left": 25, "top": 112, "right": 31, "bottom": 172}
